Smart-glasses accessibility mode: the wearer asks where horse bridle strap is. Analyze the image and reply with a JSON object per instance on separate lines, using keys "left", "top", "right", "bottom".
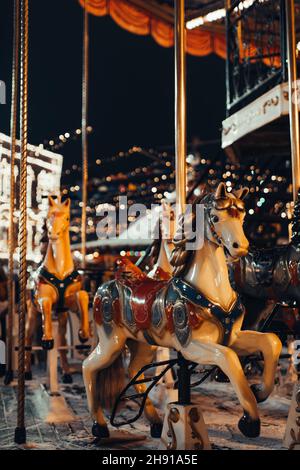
{"left": 172, "top": 278, "right": 244, "bottom": 346}
{"left": 205, "top": 206, "right": 223, "bottom": 246}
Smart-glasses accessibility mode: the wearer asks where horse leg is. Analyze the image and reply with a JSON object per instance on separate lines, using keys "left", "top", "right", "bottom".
{"left": 38, "top": 297, "right": 54, "bottom": 350}
{"left": 127, "top": 340, "right": 163, "bottom": 437}
{"left": 76, "top": 290, "right": 89, "bottom": 342}
{"left": 24, "top": 301, "right": 36, "bottom": 380}
{"left": 231, "top": 330, "right": 282, "bottom": 403}
{"left": 58, "top": 312, "right": 72, "bottom": 383}
{"left": 182, "top": 340, "right": 260, "bottom": 438}
{"left": 82, "top": 326, "right": 126, "bottom": 438}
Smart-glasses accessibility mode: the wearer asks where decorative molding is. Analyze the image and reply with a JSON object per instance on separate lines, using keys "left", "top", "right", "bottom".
{"left": 0, "top": 133, "right": 62, "bottom": 263}
{"left": 222, "top": 82, "right": 300, "bottom": 148}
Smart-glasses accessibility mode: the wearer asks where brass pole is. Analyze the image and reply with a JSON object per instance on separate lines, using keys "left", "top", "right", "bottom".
{"left": 81, "top": 3, "right": 89, "bottom": 270}
{"left": 14, "top": 0, "right": 28, "bottom": 445}
{"left": 175, "top": 0, "right": 187, "bottom": 216}
{"left": 286, "top": 0, "right": 300, "bottom": 201}
{"left": 5, "top": 0, "right": 20, "bottom": 386}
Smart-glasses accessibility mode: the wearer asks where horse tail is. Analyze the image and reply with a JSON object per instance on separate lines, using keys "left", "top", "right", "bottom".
{"left": 96, "top": 350, "right": 126, "bottom": 411}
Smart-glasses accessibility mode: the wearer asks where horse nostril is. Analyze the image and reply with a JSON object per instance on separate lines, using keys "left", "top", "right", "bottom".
{"left": 232, "top": 242, "right": 239, "bottom": 249}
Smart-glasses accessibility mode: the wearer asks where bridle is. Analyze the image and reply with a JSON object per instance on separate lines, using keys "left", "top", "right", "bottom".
{"left": 203, "top": 194, "right": 245, "bottom": 248}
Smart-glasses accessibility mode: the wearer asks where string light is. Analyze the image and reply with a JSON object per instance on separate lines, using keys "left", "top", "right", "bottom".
{"left": 186, "top": 0, "right": 265, "bottom": 30}
{"left": 43, "top": 126, "right": 93, "bottom": 151}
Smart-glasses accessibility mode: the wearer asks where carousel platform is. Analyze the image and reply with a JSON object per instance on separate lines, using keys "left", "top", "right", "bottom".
{"left": 0, "top": 366, "right": 291, "bottom": 451}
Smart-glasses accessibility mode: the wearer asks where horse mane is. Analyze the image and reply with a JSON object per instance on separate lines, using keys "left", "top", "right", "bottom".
{"left": 136, "top": 183, "right": 211, "bottom": 274}
{"left": 135, "top": 219, "right": 162, "bottom": 270}
{"left": 170, "top": 193, "right": 209, "bottom": 278}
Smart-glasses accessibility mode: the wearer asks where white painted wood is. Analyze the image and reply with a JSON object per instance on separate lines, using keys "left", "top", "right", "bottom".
{"left": 222, "top": 82, "right": 300, "bottom": 148}
{"left": 283, "top": 381, "right": 300, "bottom": 449}
{"left": 159, "top": 403, "right": 211, "bottom": 450}
{"left": 47, "top": 320, "right": 59, "bottom": 395}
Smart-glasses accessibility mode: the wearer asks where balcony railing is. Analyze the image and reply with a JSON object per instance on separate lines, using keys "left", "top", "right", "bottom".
{"left": 226, "top": 0, "right": 287, "bottom": 116}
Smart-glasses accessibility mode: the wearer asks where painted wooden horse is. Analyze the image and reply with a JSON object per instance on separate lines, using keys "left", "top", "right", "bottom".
{"left": 25, "top": 196, "right": 90, "bottom": 379}
{"left": 83, "top": 183, "right": 282, "bottom": 439}
{"left": 231, "top": 193, "right": 300, "bottom": 331}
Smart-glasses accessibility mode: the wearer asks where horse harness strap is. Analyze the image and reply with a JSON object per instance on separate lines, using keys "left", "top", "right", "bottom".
{"left": 168, "top": 278, "right": 244, "bottom": 346}
{"left": 94, "top": 277, "right": 244, "bottom": 348}
{"left": 38, "top": 267, "right": 81, "bottom": 311}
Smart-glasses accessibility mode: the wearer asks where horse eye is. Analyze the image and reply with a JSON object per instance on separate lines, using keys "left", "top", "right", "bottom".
{"left": 212, "top": 215, "right": 219, "bottom": 223}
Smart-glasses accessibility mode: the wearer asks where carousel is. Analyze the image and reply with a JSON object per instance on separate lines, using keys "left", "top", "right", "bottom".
{"left": 0, "top": 0, "right": 300, "bottom": 453}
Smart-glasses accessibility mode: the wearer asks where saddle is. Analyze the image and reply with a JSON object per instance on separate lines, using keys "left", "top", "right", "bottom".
{"left": 234, "top": 247, "right": 291, "bottom": 294}
{"left": 32, "top": 266, "right": 82, "bottom": 312}
{"left": 95, "top": 274, "right": 245, "bottom": 348}
{"left": 119, "top": 276, "right": 168, "bottom": 331}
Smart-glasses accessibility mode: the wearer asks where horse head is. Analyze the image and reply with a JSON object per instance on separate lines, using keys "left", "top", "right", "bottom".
{"left": 171, "top": 183, "right": 249, "bottom": 275}
{"left": 46, "top": 196, "right": 71, "bottom": 242}
{"left": 204, "top": 182, "right": 249, "bottom": 262}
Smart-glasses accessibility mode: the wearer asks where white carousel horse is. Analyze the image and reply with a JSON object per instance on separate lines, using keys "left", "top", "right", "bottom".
{"left": 83, "top": 183, "right": 282, "bottom": 439}
{"left": 25, "top": 196, "right": 90, "bottom": 380}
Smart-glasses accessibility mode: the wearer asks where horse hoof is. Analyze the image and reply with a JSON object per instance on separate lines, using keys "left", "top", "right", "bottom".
{"left": 62, "top": 373, "right": 73, "bottom": 384}
{"left": 78, "top": 330, "right": 89, "bottom": 344}
{"left": 213, "top": 368, "right": 230, "bottom": 383}
{"left": 238, "top": 412, "right": 260, "bottom": 438}
{"left": 92, "top": 422, "right": 110, "bottom": 438}
{"left": 25, "top": 371, "right": 32, "bottom": 381}
{"left": 251, "top": 384, "right": 268, "bottom": 404}
{"left": 41, "top": 339, "right": 54, "bottom": 350}
{"left": 150, "top": 422, "right": 163, "bottom": 438}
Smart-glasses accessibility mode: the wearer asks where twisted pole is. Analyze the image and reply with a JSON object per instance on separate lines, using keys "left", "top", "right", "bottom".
{"left": 174, "top": 0, "right": 189, "bottom": 405}
{"left": 285, "top": 0, "right": 300, "bottom": 202}
{"left": 5, "top": 0, "right": 20, "bottom": 386}
{"left": 81, "top": 2, "right": 89, "bottom": 270}
{"left": 15, "top": 0, "right": 28, "bottom": 445}
{"left": 175, "top": 0, "right": 187, "bottom": 218}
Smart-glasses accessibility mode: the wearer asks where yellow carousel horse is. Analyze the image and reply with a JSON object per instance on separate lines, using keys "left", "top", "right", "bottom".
{"left": 25, "top": 196, "right": 90, "bottom": 379}
{"left": 83, "top": 183, "right": 282, "bottom": 439}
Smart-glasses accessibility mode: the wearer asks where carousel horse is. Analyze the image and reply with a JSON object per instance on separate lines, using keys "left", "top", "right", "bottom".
{"left": 231, "top": 192, "right": 300, "bottom": 332}
{"left": 83, "top": 183, "right": 282, "bottom": 439}
{"left": 25, "top": 196, "right": 90, "bottom": 380}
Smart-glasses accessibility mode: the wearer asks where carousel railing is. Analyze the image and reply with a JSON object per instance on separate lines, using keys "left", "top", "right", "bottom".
{"left": 226, "top": 0, "right": 288, "bottom": 116}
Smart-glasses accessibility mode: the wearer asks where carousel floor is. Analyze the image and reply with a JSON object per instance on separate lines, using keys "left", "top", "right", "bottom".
{"left": 0, "top": 362, "right": 292, "bottom": 451}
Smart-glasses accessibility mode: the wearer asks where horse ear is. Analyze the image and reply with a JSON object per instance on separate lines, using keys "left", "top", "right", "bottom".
{"left": 235, "top": 187, "right": 249, "bottom": 200}
{"left": 62, "top": 198, "right": 70, "bottom": 209}
{"left": 161, "top": 199, "right": 168, "bottom": 211}
{"left": 215, "top": 182, "right": 227, "bottom": 199}
{"left": 48, "top": 195, "right": 57, "bottom": 208}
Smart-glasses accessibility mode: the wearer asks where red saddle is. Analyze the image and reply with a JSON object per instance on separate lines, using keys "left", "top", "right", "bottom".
{"left": 119, "top": 275, "right": 168, "bottom": 330}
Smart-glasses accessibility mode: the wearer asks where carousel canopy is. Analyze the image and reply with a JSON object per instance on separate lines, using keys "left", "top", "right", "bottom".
{"left": 79, "top": 0, "right": 226, "bottom": 58}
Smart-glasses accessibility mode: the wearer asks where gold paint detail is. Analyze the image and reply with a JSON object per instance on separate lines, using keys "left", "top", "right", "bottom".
{"left": 167, "top": 407, "right": 180, "bottom": 450}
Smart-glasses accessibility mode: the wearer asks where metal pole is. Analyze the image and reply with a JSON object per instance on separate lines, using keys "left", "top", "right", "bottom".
{"left": 5, "top": 0, "right": 20, "bottom": 386}
{"left": 175, "top": 0, "right": 187, "bottom": 216}
{"left": 14, "top": 0, "right": 28, "bottom": 445}
{"left": 175, "top": 0, "right": 190, "bottom": 405}
{"left": 286, "top": 0, "right": 300, "bottom": 202}
{"left": 81, "top": 3, "right": 89, "bottom": 270}
{"left": 225, "top": 0, "right": 232, "bottom": 117}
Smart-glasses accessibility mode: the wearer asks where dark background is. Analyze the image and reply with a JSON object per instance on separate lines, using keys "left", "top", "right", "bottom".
{"left": 0, "top": 0, "right": 226, "bottom": 173}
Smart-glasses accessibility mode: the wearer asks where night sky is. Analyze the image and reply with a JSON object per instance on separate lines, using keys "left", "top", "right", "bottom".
{"left": 0, "top": 0, "right": 226, "bottom": 173}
